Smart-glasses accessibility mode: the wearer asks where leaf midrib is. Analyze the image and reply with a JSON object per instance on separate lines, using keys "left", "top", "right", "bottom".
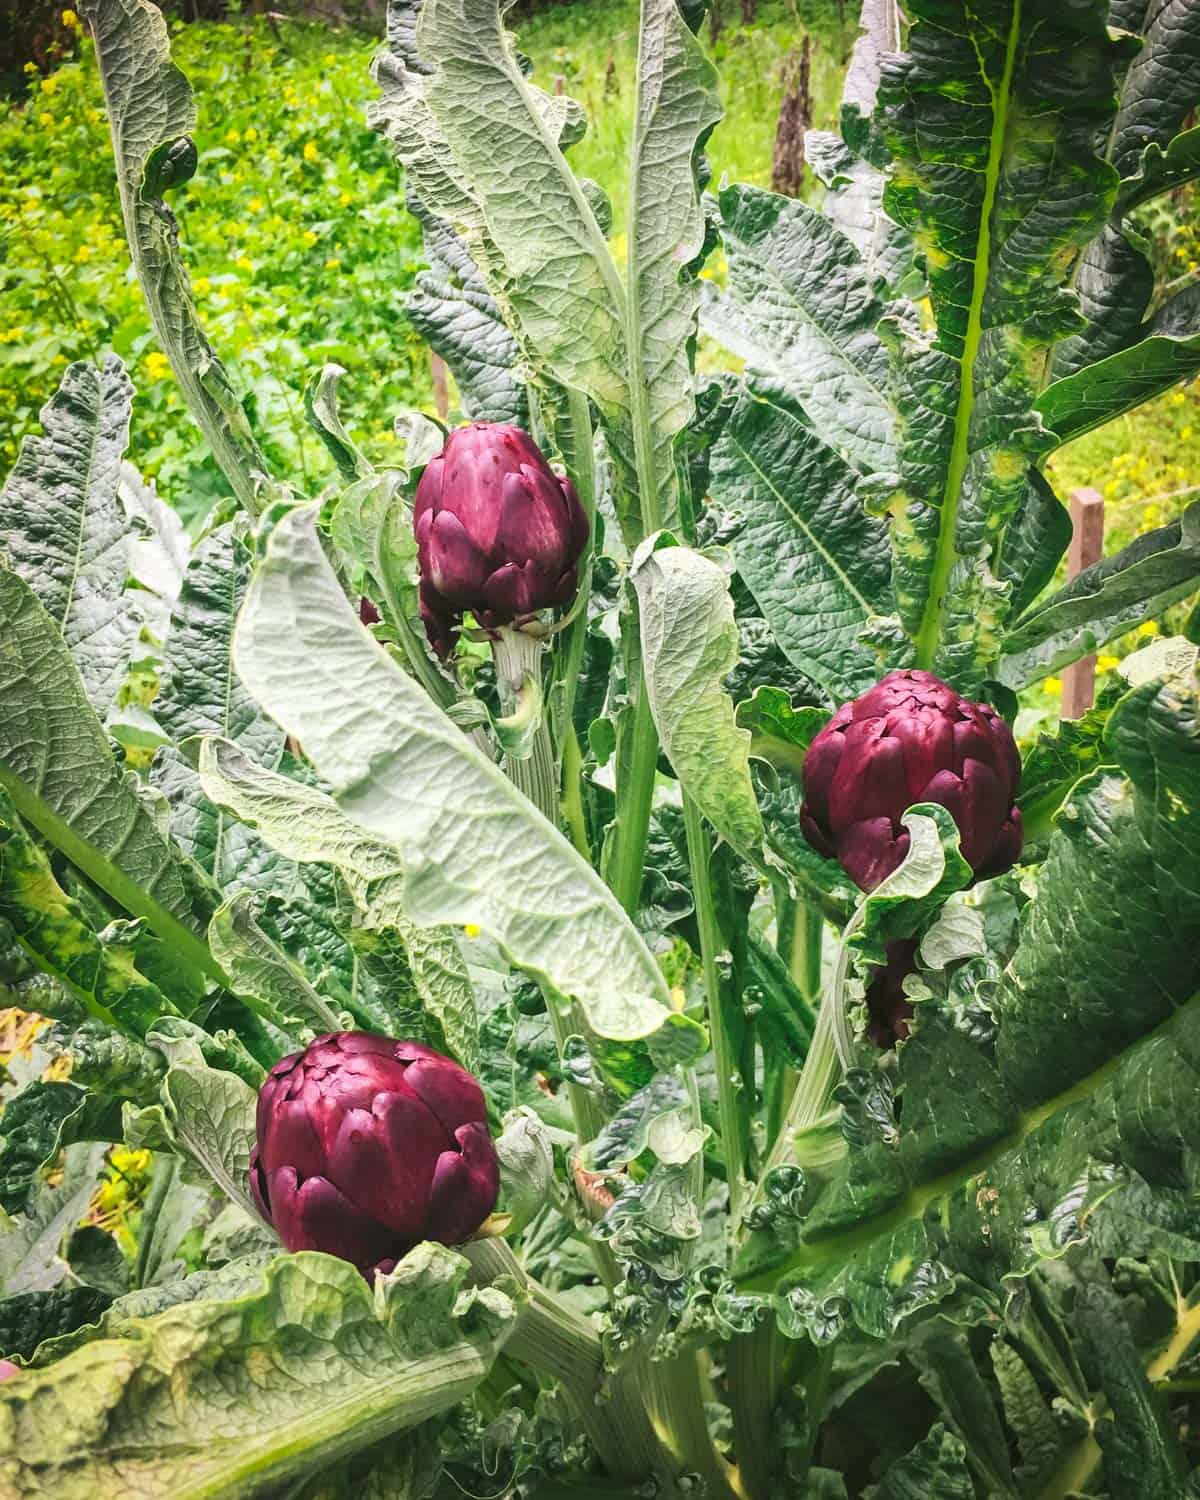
{"left": 727, "top": 214, "right": 898, "bottom": 456}
{"left": 740, "top": 985, "right": 1200, "bottom": 1293}
{"left": 913, "top": 4, "right": 1023, "bottom": 669}
{"left": 727, "top": 424, "right": 878, "bottom": 619}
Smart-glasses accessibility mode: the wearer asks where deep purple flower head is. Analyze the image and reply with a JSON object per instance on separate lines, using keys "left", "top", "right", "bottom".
{"left": 414, "top": 422, "right": 589, "bottom": 658}
{"left": 250, "top": 1032, "right": 499, "bottom": 1279}
{"left": 801, "top": 669, "right": 1022, "bottom": 892}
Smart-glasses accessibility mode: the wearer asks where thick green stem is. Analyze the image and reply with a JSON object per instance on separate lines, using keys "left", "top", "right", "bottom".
{"left": 789, "top": 901, "right": 824, "bottom": 1005}
{"left": 462, "top": 1239, "right": 673, "bottom": 1487}
{"left": 492, "top": 628, "right": 559, "bottom": 824}
{"left": 605, "top": 687, "right": 659, "bottom": 916}
{"left": 133, "top": 1153, "right": 179, "bottom": 1291}
{"left": 727, "top": 1321, "right": 780, "bottom": 1500}
{"left": 742, "top": 991, "right": 841, "bottom": 1237}
{"left": 683, "top": 796, "right": 747, "bottom": 1227}
{"left": 647, "top": 1351, "right": 744, "bottom": 1500}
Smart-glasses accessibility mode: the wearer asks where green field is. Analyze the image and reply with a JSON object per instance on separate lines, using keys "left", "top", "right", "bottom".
{"left": 2, "top": 0, "right": 1197, "bottom": 558}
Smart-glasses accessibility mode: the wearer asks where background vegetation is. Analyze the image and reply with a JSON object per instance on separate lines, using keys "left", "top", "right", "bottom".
{"left": 1, "top": 3, "right": 1197, "bottom": 572}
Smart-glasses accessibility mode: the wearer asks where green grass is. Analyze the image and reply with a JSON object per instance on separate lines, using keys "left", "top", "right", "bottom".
{"left": 516, "top": 0, "right": 857, "bottom": 235}
{"left": 0, "top": 16, "right": 428, "bottom": 526}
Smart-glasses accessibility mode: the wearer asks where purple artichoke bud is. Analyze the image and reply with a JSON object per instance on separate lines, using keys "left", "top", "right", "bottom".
{"left": 801, "top": 669, "right": 1022, "bottom": 892}
{"left": 414, "top": 421, "right": 589, "bottom": 658}
{"left": 249, "top": 1032, "right": 500, "bottom": 1279}
{"left": 864, "top": 939, "right": 918, "bottom": 1050}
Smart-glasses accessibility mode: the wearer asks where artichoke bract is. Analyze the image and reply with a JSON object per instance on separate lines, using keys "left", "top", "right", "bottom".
{"left": 250, "top": 1033, "right": 500, "bottom": 1279}
{"left": 414, "top": 421, "right": 589, "bottom": 658}
{"left": 801, "top": 669, "right": 1022, "bottom": 892}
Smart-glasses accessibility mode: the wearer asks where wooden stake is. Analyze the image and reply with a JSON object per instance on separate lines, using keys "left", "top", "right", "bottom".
{"left": 430, "top": 350, "right": 450, "bottom": 422}
{"left": 1061, "top": 487, "right": 1105, "bottom": 720}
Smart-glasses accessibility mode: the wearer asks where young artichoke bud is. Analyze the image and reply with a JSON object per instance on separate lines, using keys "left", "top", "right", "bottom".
{"left": 801, "top": 669, "right": 1022, "bottom": 892}
{"left": 414, "top": 421, "right": 589, "bottom": 657}
{"left": 249, "top": 1033, "right": 500, "bottom": 1279}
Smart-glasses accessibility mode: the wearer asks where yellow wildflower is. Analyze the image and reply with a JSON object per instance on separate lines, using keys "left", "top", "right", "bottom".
{"left": 244, "top": 126, "right": 258, "bottom": 143}
{"left": 324, "top": 256, "right": 341, "bottom": 271}
{"left": 236, "top": 255, "right": 254, "bottom": 272}
{"left": 145, "top": 351, "right": 171, "bottom": 380}
{"left": 1138, "top": 620, "right": 1160, "bottom": 637}
{"left": 193, "top": 276, "right": 212, "bottom": 296}
{"left": 38, "top": 111, "right": 54, "bottom": 128}
{"left": 1181, "top": 425, "right": 1194, "bottom": 441}
{"left": 1043, "top": 677, "right": 1062, "bottom": 697}
{"left": 1097, "top": 655, "right": 1120, "bottom": 673}
{"left": 338, "top": 191, "right": 352, "bottom": 208}
{"left": 463, "top": 923, "right": 481, "bottom": 938}
{"left": 73, "top": 243, "right": 92, "bottom": 263}
{"left": 41, "top": 74, "right": 58, "bottom": 95}
{"left": 303, "top": 141, "right": 320, "bottom": 163}
{"left": 248, "top": 196, "right": 265, "bottom": 213}
{"left": 302, "top": 229, "right": 318, "bottom": 247}
{"left": 225, "top": 128, "right": 241, "bottom": 145}
{"left": 61, "top": 8, "right": 80, "bottom": 26}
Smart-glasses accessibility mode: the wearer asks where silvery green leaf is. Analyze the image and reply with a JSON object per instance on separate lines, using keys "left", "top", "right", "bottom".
{"left": 231, "top": 504, "right": 676, "bottom": 1045}
{"left": 1119, "top": 635, "right": 1199, "bottom": 687}
{"left": 120, "top": 462, "right": 190, "bottom": 638}
{"left": 156, "top": 522, "right": 285, "bottom": 767}
{"left": 198, "top": 737, "right": 479, "bottom": 1073}
{"left": 208, "top": 891, "right": 343, "bottom": 1037}
{"left": 81, "top": 0, "right": 270, "bottom": 513}
{"left": 304, "top": 363, "right": 371, "bottom": 483}
{"left": 0, "top": 1246, "right": 514, "bottom": 1498}
{"left": 919, "top": 902, "right": 987, "bottom": 971}
{"left": 394, "top": 410, "right": 446, "bottom": 473}
{"left": 998, "top": 502, "right": 1200, "bottom": 688}
{"left": 0, "top": 1144, "right": 108, "bottom": 1296}
{"left": 0, "top": 540, "right": 218, "bottom": 987}
{"left": 384, "top": 0, "right": 720, "bottom": 543}
{"left": 0, "top": 357, "right": 138, "bottom": 715}
{"left": 0, "top": 787, "right": 182, "bottom": 1037}
{"left": 878, "top": 1, "right": 1120, "bottom": 679}
{"left": 495, "top": 1109, "right": 555, "bottom": 1233}
{"left": 703, "top": 184, "right": 896, "bottom": 476}
{"left": 709, "top": 391, "right": 893, "bottom": 700}
{"left": 1036, "top": 307, "right": 1200, "bottom": 446}
{"left": 406, "top": 194, "right": 529, "bottom": 426}
{"left": 631, "top": 537, "right": 764, "bottom": 864}
{"left": 848, "top": 804, "right": 973, "bottom": 966}
{"left": 150, "top": 1054, "right": 260, "bottom": 1221}
{"left": 803, "top": 130, "right": 920, "bottom": 299}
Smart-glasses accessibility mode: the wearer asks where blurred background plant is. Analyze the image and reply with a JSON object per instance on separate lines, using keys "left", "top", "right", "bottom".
{"left": 3, "top": 0, "right": 1195, "bottom": 536}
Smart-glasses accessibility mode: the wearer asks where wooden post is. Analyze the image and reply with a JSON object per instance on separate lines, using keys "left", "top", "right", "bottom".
{"left": 1061, "top": 487, "right": 1105, "bottom": 720}
{"left": 429, "top": 350, "right": 450, "bottom": 422}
